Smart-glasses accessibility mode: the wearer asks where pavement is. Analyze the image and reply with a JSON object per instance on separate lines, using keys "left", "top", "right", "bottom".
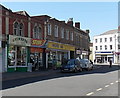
{"left": 1, "top": 63, "right": 120, "bottom": 82}
{"left": 2, "top": 69, "right": 59, "bottom": 81}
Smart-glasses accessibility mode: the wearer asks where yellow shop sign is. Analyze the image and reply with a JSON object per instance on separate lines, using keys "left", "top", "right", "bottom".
{"left": 48, "top": 42, "right": 75, "bottom": 51}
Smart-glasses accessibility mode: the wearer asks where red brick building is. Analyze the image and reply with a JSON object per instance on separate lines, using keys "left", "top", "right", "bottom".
{"left": 0, "top": 4, "right": 90, "bottom": 72}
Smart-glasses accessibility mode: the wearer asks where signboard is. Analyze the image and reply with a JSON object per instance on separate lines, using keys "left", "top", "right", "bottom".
{"left": 47, "top": 41, "right": 75, "bottom": 51}
{"left": 9, "top": 35, "right": 31, "bottom": 46}
{"left": 76, "top": 50, "right": 81, "bottom": 54}
{"left": 31, "top": 39, "right": 46, "bottom": 47}
{"left": 30, "top": 47, "right": 43, "bottom": 53}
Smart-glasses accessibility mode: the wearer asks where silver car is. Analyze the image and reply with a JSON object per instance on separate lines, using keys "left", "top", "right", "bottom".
{"left": 79, "top": 59, "right": 93, "bottom": 71}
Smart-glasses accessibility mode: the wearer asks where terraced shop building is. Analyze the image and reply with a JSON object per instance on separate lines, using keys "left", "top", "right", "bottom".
{"left": 31, "top": 16, "right": 90, "bottom": 68}
{"left": 1, "top": 4, "right": 90, "bottom": 72}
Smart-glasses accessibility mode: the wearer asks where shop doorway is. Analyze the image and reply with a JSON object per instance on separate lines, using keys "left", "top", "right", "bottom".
{"left": 30, "top": 53, "right": 43, "bottom": 71}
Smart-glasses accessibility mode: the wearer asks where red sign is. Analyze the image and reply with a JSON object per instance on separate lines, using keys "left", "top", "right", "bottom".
{"left": 30, "top": 47, "right": 43, "bottom": 53}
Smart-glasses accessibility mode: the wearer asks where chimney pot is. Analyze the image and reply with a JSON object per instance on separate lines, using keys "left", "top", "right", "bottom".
{"left": 75, "top": 22, "right": 80, "bottom": 29}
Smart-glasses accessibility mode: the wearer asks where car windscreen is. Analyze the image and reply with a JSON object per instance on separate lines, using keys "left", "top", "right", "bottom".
{"left": 67, "top": 60, "right": 75, "bottom": 65}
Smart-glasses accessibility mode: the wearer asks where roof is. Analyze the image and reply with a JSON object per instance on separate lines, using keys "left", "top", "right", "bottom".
{"left": 14, "top": 11, "right": 30, "bottom": 17}
{"left": 100, "top": 29, "right": 118, "bottom": 35}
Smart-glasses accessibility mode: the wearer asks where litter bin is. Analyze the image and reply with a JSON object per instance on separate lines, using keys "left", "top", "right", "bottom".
{"left": 27, "top": 63, "right": 32, "bottom": 72}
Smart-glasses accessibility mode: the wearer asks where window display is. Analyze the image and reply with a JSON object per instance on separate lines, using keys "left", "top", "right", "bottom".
{"left": 8, "top": 45, "right": 27, "bottom": 66}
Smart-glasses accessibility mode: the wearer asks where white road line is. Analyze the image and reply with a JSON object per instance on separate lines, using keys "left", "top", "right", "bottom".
{"left": 116, "top": 81, "right": 118, "bottom": 83}
{"left": 86, "top": 92, "right": 94, "bottom": 96}
{"left": 110, "top": 83, "right": 114, "bottom": 85}
{"left": 96, "top": 88, "right": 102, "bottom": 91}
{"left": 105, "top": 85, "right": 109, "bottom": 88}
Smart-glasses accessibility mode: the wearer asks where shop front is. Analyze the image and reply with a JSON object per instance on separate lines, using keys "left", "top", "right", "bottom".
{"left": 30, "top": 39, "right": 46, "bottom": 71}
{"left": 7, "top": 35, "right": 31, "bottom": 72}
{"left": 95, "top": 51, "right": 114, "bottom": 64}
{"left": 46, "top": 41, "right": 75, "bottom": 69}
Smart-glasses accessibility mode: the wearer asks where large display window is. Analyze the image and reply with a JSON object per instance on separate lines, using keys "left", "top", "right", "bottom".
{"left": 8, "top": 45, "right": 27, "bottom": 66}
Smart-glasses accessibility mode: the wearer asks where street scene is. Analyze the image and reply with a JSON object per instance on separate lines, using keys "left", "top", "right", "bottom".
{"left": 0, "top": 2, "right": 120, "bottom": 97}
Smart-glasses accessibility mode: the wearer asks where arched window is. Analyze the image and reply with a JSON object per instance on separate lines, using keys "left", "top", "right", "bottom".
{"left": 33, "top": 26, "right": 38, "bottom": 39}
{"left": 38, "top": 27, "right": 42, "bottom": 39}
{"left": 14, "top": 22, "right": 19, "bottom": 35}
{"left": 19, "top": 23, "right": 24, "bottom": 36}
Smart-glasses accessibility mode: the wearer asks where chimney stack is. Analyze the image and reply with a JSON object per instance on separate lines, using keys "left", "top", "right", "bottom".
{"left": 67, "top": 18, "right": 73, "bottom": 26}
{"left": 75, "top": 22, "right": 80, "bottom": 29}
{"left": 86, "top": 29, "right": 90, "bottom": 33}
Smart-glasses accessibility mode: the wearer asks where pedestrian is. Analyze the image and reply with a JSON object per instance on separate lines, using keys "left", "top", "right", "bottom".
{"left": 109, "top": 59, "right": 112, "bottom": 68}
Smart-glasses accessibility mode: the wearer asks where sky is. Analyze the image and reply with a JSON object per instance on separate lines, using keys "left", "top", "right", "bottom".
{"left": 0, "top": 2, "right": 118, "bottom": 42}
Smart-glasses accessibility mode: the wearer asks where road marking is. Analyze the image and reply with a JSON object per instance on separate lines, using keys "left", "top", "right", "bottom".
{"left": 116, "top": 81, "right": 118, "bottom": 83}
{"left": 105, "top": 85, "right": 109, "bottom": 88}
{"left": 96, "top": 88, "right": 102, "bottom": 91}
{"left": 86, "top": 92, "right": 94, "bottom": 96}
{"left": 110, "top": 83, "right": 114, "bottom": 85}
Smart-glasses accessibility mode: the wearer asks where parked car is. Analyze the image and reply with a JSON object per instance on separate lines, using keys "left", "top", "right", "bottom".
{"left": 60, "top": 59, "right": 82, "bottom": 72}
{"left": 79, "top": 59, "right": 93, "bottom": 71}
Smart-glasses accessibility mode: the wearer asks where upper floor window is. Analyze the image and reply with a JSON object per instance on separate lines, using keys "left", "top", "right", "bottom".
{"left": 33, "top": 26, "right": 42, "bottom": 39}
{"left": 110, "top": 45, "right": 112, "bottom": 50}
{"left": 38, "top": 27, "right": 42, "bottom": 39}
{"left": 19, "top": 23, "right": 24, "bottom": 36}
{"left": 66, "top": 30, "right": 69, "bottom": 40}
{"left": 118, "top": 45, "right": 120, "bottom": 49}
{"left": 100, "top": 45, "right": 102, "bottom": 50}
{"left": 95, "top": 46, "right": 98, "bottom": 50}
{"left": 70, "top": 32, "right": 73, "bottom": 41}
{"left": 13, "top": 22, "right": 24, "bottom": 36}
{"left": 54, "top": 25, "right": 58, "bottom": 37}
{"left": 105, "top": 38, "right": 107, "bottom": 42}
{"left": 110, "top": 37, "right": 112, "bottom": 42}
{"left": 95, "top": 39, "right": 97, "bottom": 43}
{"left": 47, "top": 23, "right": 51, "bottom": 35}
{"left": 100, "top": 38, "right": 102, "bottom": 43}
{"left": 105, "top": 45, "right": 107, "bottom": 50}
{"left": 61, "top": 27, "right": 64, "bottom": 38}
{"left": 13, "top": 22, "right": 19, "bottom": 35}
{"left": 33, "top": 26, "right": 38, "bottom": 39}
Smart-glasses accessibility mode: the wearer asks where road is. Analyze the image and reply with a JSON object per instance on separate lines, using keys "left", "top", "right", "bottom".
{"left": 2, "top": 65, "right": 120, "bottom": 96}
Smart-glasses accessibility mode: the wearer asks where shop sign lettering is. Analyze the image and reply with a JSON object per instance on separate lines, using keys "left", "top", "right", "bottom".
{"left": 48, "top": 42, "right": 75, "bottom": 51}
{"left": 9, "top": 35, "right": 31, "bottom": 46}
{"left": 32, "top": 39, "right": 45, "bottom": 46}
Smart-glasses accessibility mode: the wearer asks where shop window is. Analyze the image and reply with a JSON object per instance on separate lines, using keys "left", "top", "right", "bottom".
{"left": 8, "top": 46, "right": 27, "bottom": 66}
{"left": 17, "top": 47, "right": 27, "bottom": 66}
{"left": 33, "top": 26, "right": 42, "bottom": 39}
{"left": 118, "top": 45, "right": 120, "bottom": 49}
{"left": 8, "top": 46, "right": 16, "bottom": 66}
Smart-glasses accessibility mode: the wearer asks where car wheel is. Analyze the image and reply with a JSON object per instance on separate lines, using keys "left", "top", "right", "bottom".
{"left": 74, "top": 68, "right": 77, "bottom": 73}
{"left": 79, "top": 68, "right": 82, "bottom": 72}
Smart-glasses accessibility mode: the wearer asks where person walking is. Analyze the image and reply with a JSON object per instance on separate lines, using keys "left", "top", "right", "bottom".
{"left": 109, "top": 59, "right": 112, "bottom": 68}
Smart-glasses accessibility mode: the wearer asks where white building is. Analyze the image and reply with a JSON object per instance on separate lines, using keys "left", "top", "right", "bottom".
{"left": 93, "top": 29, "right": 120, "bottom": 64}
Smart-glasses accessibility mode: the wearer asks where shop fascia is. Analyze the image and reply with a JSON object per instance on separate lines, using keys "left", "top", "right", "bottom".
{"left": 7, "top": 35, "right": 31, "bottom": 72}
{"left": 47, "top": 41, "right": 75, "bottom": 51}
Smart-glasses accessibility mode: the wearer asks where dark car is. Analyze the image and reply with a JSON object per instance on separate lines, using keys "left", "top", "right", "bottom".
{"left": 60, "top": 59, "right": 82, "bottom": 72}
